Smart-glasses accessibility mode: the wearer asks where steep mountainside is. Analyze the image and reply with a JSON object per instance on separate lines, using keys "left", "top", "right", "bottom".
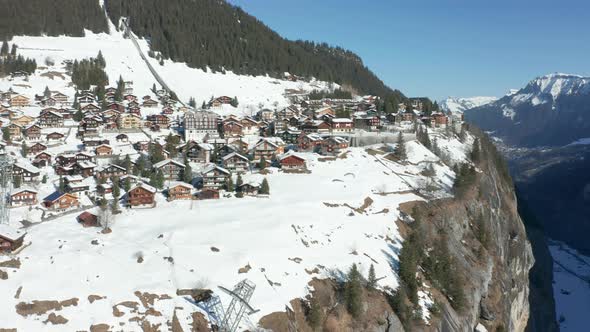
{"left": 465, "top": 73, "right": 590, "bottom": 147}
{"left": 440, "top": 96, "right": 497, "bottom": 115}
{"left": 103, "top": 0, "right": 404, "bottom": 101}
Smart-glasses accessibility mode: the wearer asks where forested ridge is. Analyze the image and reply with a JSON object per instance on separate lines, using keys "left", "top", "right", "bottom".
{"left": 0, "top": 0, "right": 408, "bottom": 107}
{"left": 0, "top": 0, "right": 108, "bottom": 38}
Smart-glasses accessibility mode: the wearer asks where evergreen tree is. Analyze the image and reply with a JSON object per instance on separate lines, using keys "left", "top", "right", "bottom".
{"left": 123, "top": 155, "right": 132, "bottom": 173}
{"left": 0, "top": 41, "right": 8, "bottom": 56}
{"left": 111, "top": 198, "right": 120, "bottom": 214}
{"left": 470, "top": 138, "right": 480, "bottom": 163}
{"left": 183, "top": 160, "right": 193, "bottom": 183}
{"left": 58, "top": 176, "right": 65, "bottom": 192}
{"left": 12, "top": 174, "right": 21, "bottom": 188}
{"left": 344, "top": 263, "right": 363, "bottom": 318}
{"left": 124, "top": 177, "right": 131, "bottom": 192}
{"left": 230, "top": 96, "right": 239, "bottom": 107}
{"left": 10, "top": 44, "right": 17, "bottom": 56}
{"left": 156, "top": 170, "right": 165, "bottom": 189}
{"left": 201, "top": 101, "right": 207, "bottom": 109}
{"left": 259, "top": 156, "right": 267, "bottom": 169}
{"left": 394, "top": 132, "right": 406, "bottom": 160}
{"left": 112, "top": 178, "right": 120, "bottom": 198}
{"left": 41, "top": 174, "right": 47, "bottom": 184}
{"left": 73, "top": 109, "right": 83, "bottom": 122}
{"left": 43, "top": 86, "right": 51, "bottom": 98}
{"left": 236, "top": 173, "right": 243, "bottom": 191}
{"left": 115, "top": 75, "right": 125, "bottom": 101}
{"left": 20, "top": 141, "right": 28, "bottom": 157}
{"left": 2, "top": 127, "right": 10, "bottom": 142}
{"left": 225, "top": 176, "right": 234, "bottom": 191}
{"left": 152, "top": 83, "right": 157, "bottom": 93}
{"left": 188, "top": 97, "right": 196, "bottom": 107}
{"left": 367, "top": 264, "right": 377, "bottom": 290}
{"left": 96, "top": 50, "right": 106, "bottom": 68}
{"left": 259, "top": 178, "right": 270, "bottom": 195}
{"left": 307, "top": 297, "right": 323, "bottom": 330}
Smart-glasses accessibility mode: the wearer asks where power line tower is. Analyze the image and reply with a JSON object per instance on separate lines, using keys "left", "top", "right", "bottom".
{"left": 0, "top": 153, "right": 13, "bottom": 225}
{"left": 195, "top": 279, "right": 258, "bottom": 332}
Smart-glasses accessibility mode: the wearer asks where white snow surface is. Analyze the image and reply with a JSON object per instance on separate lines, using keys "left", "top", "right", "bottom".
{"left": 0, "top": 146, "right": 463, "bottom": 331}
{"left": 549, "top": 240, "right": 590, "bottom": 332}
{"left": 8, "top": 28, "right": 334, "bottom": 111}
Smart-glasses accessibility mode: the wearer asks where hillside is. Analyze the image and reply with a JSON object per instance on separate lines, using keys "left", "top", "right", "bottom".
{"left": 439, "top": 96, "right": 497, "bottom": 115}
{"left": 465, "top": 73, "right": 590, "bottom": 147}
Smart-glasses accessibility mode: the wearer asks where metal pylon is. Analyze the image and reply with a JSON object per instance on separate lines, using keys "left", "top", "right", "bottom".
{"left": 218, "top": 279, "right": 258, "bottom": 332}
{"left": 0, "top": 153, "right": 12, "bottom": 225}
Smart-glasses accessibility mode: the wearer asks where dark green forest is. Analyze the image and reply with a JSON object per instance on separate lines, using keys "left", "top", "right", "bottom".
{"left": 0, "top": 0, "right": 108, "bottom": 38}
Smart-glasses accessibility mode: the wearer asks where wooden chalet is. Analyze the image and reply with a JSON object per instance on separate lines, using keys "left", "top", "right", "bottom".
{"left": 297, "top": 133, "right": 322, "bottom": 151}
{"left": 75, "top": 161, "right": 97, "bottom": 178}
{"left": 46, "top": 131, "right": 65, "bottom": 141}
{"left": 153, "top": 159, "right": 185, "bottom": 180}
{"left": 23, "top": 124, "right": 42, "bottom": 140}
{"left": 251, "top": 138, "right": 285, "bottom": 161}
{"left": 240, "top": 117, "right": 260, "bottom": 136}
{"left": 28, "top": 142, "right": 47, "bottom": 155}
{"left": 210, "top": 96, "right": 233, "bottom": 107}
{"left": 96, "top": 164, "right": 127, "bottom": 180}
{"left": 167, "top": 183, "right": 193, "bottom": 201}
{"left": 223, "top": 120, "right": 243, "bottom": 137}
{"left": 38, "top": 111, "right": 64, "bottom": 127}
{"left": 201, "top": 165, "right": 230, "bottom": 190}
{"left": 220, "top": 152, "right": 250, "bottom": 174}
{"left": 279, "top": 153, "right": 307, "bottom": 171}
{"left": 13, "top": 161, "right": 40, "bottom": 182}
{"left": 9, "top": 95, "right": 29, "bottom": 107}
{"left": 95, "top": 144, "right": 113, "bottom": 157}
{"left": 33, "top": 151, "right": 53, "bottom": 167}
{"left": 116, "top": 133, "right": 129, "bottom": 142}
{"left": 238, "top": 183, "right": 259, "bottom": 196}
{"left": 180, "top": 141, "right": 212, "bottom": 164}
{"left": 0, "top": 225, "right": 26, "bottom": 253}
{"left": 10, "top": 188, "right": 38, "bottom": 207}
{"left": 42, "top": 192, "right": 80, "bottom": 211}
{"left": 8, "top": 123, "right": 23, "bottom": 140}
{"left": 127, "top": 183, "right": 157, "bottom": 207}
{"left": 321, "top": 136, "right": 349, "bottom": 155}
{"left": 77, "top": 211, "right": 99, "bottom": 227}
{"left": 142, "top": 98, "right": 159, "bottom": 108}
{"left": 197, "top": 188, "right": 219, "bottom": 200}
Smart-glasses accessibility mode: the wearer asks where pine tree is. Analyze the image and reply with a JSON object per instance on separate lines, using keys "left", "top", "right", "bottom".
{"left": 43, "top": 86, "right": 51, "bottom": 98}
{"left": 20, "top": 141, "right": 28, "bottom": 157}
{"left": 394, "top": 132, "right": 406, "bottom": 160}
{"left": 73, "top": 109, "right": 83, "bottom": 121}
{"left": 259, "top": 178, "right": 270, "bottom": 195}
{"left": 259, "top": 156, "right": 267, "bottom": 169}
{"left": 10, "top": 44, "right": 17, "bottom": 56}
{"left": 156, "top": 170, "right": 165, "bottom": 189}
{"left": 183, "top": 161, "right": 193, "bottom": 183}
{"left": 236, "top": 173, "right": 243, "bottom": 191}
{"left": 12, "top": 175, "right": 21, "bottom": 188}
{"left": 111, "top": 198, "right": 120, "bottom": 214}
{"left": 112, "top": 178, "right": 120, "bottom": 198}
{"left": 188, "top": 97, "right": 196, "bottom": 107}
{"left": 123, "top": 155, "right": 132, "bottom": 173}
{"left": 344, "top": 263, "right": 363, "bottom": 318}
{"left": 471, "top": 138, "right": 480, "bottom": 163}
{"left": 41, "top": 174, "right": 47, "bottom": 184}
{"left": 115, "top": 75, "right": 125, "bottom": 101}
{"left": 0, "top": 41, "right": 8, "bottom": 56}
{"left": 230, "top": 96, "right": 239, "bottom": 107}
{"left": 2, "top": 127, "right": 10, "bottom": 142}
{"left": 368, "top": 264, "right": 377, "bottom": 290}
{"left": 58, "top": 176, "right": 65, "bottom": 192}
{"left": 96, "top": 50, "right": 106, "bottom": 68}
{"left": 307, "top": 297, "right": 323, "bottom": 330}
{"left": 124, "top": 177, "right": 131, "bottom": 192}
{"left": 225, "top": 176, "right": 234, "bottom": 191}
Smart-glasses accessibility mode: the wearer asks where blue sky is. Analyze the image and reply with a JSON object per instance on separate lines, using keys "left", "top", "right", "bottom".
{"left": 228, "top": 0, "right": 589, "bottom": 101}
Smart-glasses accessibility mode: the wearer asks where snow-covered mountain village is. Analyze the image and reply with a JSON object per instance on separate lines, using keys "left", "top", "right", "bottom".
{"left": 0, "top": 23, "right": 483, "bottom": 332}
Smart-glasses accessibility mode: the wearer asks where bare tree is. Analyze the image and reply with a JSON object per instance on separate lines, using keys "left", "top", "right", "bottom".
{"left": 99, "top": 206, "right": 114, "bottom": 233}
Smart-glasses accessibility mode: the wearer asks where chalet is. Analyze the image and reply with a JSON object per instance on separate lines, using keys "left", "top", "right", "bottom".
{"left": 210, "top": 96, "right": 233, "bottom": 107}
{"left": 431, "top": 112, "right": 449, "bottom": 127}
{"left": 353, "top": 115, "right": 380, "bottom": 130}
{"left": 117, "top": 113, "right": 142, "bottom": 129}
{"left": 96, "top": 164, "right": 127, "bottom": 180}
{"left": 52, "top": 92, "right": 69, "bottom": 104}
{"left": 229, "top": 139, "right": 249, "bottom": 155}
{"left": 124, "top": 94, "right": 137, "bottom": 102}
{"left": 316, "top": 107, "right": 335, "bottom": 118}
{"left": 13, "top": 161, "right": 40, "bottom": 182}
{"left": 197, "top": 188, "right": 219, "bottom": 200}
{"left": 153, "top": 159, "right": 185, "bottom": 180}
{"left": 83, "top": 137, "right": 109, "bottom": 148}
{"left": 0, "top": 225, "right": 26, "bottom": 253}
{"left": 10, "top": 188, "right": 38, "bottom": 207}
{"left": 11, "top": 115, "right": 35, "bottom": 127}
{"left": 65, "top": 181, "right": 90, "bottom": 196}
{"left": 127, "top": 183, "right": 157, "bottom": 207}
{"left": 95, "top": 144, "right": 113, "bottom": 157}
{"left": 321, "top": 136, "right": 349, "bottom": 155}
{"left": 277, "top": 129, "right": 301, "bottom": 144}
{"left": 43, "top": 192, "right": 80, "bottom": 211}
{"left": 220, "top": 152, "right": 250, "bottom": 174}
{"left": 146, "top": 114, "right": 170, "bottom": 130}
{"left": 78, "top": 95, "right": 96, "bottom": 104}
{"left": 184, "top": 110, "right": 219, "bottom": 141}
{"left": 33, "top": 151, "right": 53, "bottom": 167}
{"left": 80, "top": 103, "right": 100, "bottom": 113}
{"left": 401, "top": 109, "right": 416, "bottom": 122}
{"left": 297, "top": 133, "right": 322, "bottom": 151}
{"left": 251, "top": 138, "right": 285, "bottom": 161}
{"left": 23, "top": 124, "right": 42, "bottom": 140}
{"left": 76, "top": 151, "right": 95, "bottom": 163}
{"left": 74, "top": 161, "right": 96, "bottom": 178}
{"left": 257, "top": 109, "right": 275, "bottom": 121}
{"left": 46, "top": 131, "right": 65, "bottom": 141}
{"left": 8, "top": 123, "right": 23, "bottom": 140}
{"left": 133, "top": 141, "right": 150, "bottom": 152}
{"left": 119, "top": 174, "right": 140, "bottom": 187}
{"left": 241, "top": 183, "right": 261, "bottom": 196}
{"left": 77, "top": 211, "right": 98, "bottom": 227}
{"left": 167, "top": 183, "right": 193, "bottom": 201}
{"left": 201, "top": 165, "right": 230, "bottom": 190}
{"left": 180, "top": 141, "right": 212, "bottom": 164}
{"left": 329, "top": 118, "right": 354, "bottom": 133}
{"left": 41, "top": 97, "right": 57, "bottom": 107}
{"left": 279, "top": 152, "right": 307, "bottom": 171}
{"left": 29, "top": 142, "right": 47, "bottom": 155}
{"left": 55, "top": 153, "right": 76, "bottom": 167}
{"left": 142, "top": 98, "right": 159, "bottom": 108}
{"left": 111, "top": 135, "right": 128, "bottom": 145}
{"left": 97, "top": 183, "right": 113, "bottom": 196}
{"left": 161, "top": 106, "right": 174, "bottom": 115}
{"left": 10, "top": 95, "right": 29, "bottom": 107}
{"left": 240, "top": 117, "right": 260, "bottom": 136}
{"left": 222, "top": 120, "right": 243, "bottom": 137}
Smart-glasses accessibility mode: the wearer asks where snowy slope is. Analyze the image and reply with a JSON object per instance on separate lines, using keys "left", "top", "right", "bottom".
{"left": 8, "top": 28, "right": 334, "bottom": 111}
{"left": 0, "top": 143, "right": 463, "bottom": 331}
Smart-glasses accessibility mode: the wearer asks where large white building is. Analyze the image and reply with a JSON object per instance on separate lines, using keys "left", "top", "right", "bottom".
{"left": 184, "top": 110, "right": 219, "bottom": 142}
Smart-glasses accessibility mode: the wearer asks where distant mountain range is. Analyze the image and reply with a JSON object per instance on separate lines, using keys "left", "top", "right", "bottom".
{"left": 464, "top": 73, "right": 590, "bottom": 147}
{"left": 439, "top": 96, "right": 497, "bottom": 114}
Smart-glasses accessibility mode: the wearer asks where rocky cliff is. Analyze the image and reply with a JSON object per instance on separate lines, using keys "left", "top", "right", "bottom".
{"left": 258, "top": 127, "right": 534, "bottom": 332}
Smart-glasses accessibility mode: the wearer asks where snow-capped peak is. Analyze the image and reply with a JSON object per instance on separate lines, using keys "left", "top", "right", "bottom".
{"left": 439, "top": 96, "right": 497, "bottom": 114}
{"left": 525, "top": 73, "right": 590, "bottom": 100}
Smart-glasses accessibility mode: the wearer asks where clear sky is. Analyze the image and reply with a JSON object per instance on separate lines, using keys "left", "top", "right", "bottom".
{"left": 227, "top": 0, "right": 590, "bottom": 101}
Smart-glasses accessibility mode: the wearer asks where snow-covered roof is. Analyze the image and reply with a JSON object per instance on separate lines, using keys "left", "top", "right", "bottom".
{"left": 153, "top": 159, "right": 185, "bottom": 169}
{"left": 0, "top": 224, "right": 25, "bottom": 241}
{"left": 131, "top": 182, "right": 157, "bottom": 193}
{"left": 14, "top": 161, "right": 40, "bottom": 174}
{"left": 279, "top": 150, "right": 306, "bottom": 161}
{"left": 202, "top": 164, "right": 230, "bottom": 175}
{"left": 11, "top": 187, "right": 38, "bottom": 195}
{"left": 221, "top": 151, "right": 248, "bottom": 161}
